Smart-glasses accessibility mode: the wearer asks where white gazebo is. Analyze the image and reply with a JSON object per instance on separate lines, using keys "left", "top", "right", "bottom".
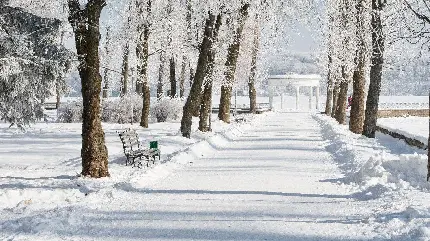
{"left": 268, "top": 74, "right": 321, "bottom": 110}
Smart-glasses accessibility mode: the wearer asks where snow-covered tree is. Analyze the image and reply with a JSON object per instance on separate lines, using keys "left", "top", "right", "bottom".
{"left": 0, "top": 1, "right": 72, "bottom": 126}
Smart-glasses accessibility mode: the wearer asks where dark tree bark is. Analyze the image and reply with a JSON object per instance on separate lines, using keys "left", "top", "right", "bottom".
{"left": 325, "top": 16, "right": 334, "bottom": 116}
{"left": 199, "top": 14, "right": 222, "bottom": 132}
{"left": 120, "top": 43, "right": 130, "bottom": 97}
{"left": 157, "top": 53, "right": 165, "bottom": 100}
{"left": 325, "top": 57, "right": 334, "bottom": 116}
{"left": 68, "top": 0, "right": 109, "bottom": 178}
{"left": 363, "top": 0, "right": 385, "bottom": 138}
{"left": 179, "top": 56, "right": 186, "bottom": 98}
{"left": 181, "top": 13, "right": 217, "bottom": 138}
{"left": 349, "top": 0, "right": 367, "bottom": 134}
{"left": 219, "top": 4, "right": 250, "bottom": 123}
{"left": 335, "top": 66, "right": 349, "bottom": 124}
{"left": 136, "top": 0, "right": 151, "bottom": 128}
{"left": 331, "top": 81, "right": 340, "bottom": 118}
{"left": 248, "top": 17, "right": 259, "bottom": 114}
{"left": 169, "top": 57, "right": 176, "bottom": 98}
{"left": 102, "top": 27, "right": 110, "bottom": 99}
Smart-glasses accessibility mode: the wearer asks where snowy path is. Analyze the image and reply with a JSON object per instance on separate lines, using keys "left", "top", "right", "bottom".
{"left": 2, "top": 112, "right": 401, "bottom": 240}
{"left": 88, "top": 112, "right": 379, "bottom": 240}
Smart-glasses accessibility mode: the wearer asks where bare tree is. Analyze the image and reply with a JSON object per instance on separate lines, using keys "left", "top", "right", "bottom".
{"left": 136, "top": 0, "right": 152, "bottom": 128}
{"left": 68, "top": 0, "right": 109, "bottom": 178}
{"left": 218, "top": 4, "right": 250, "bottom": 123}
{"left": 199, "top": 14, "right": 222, "bottom": 132}
{"left": 349, "top": 0, "right": 369, "bottom": 134}
{"left": 181, "top": 12, "right": 218, "bottom": 138}
{"left": 248, "top": 15, "right": 260, "bottom": 114}
{"left": 363, "top": 0, "right": 385, "bottom": 138}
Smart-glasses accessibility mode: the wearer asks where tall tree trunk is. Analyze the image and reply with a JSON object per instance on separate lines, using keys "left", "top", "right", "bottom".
{"left": 349, "top": 0, "right": 367, "bottom": 134}
{"left": 428, "top": 93, "right": 429, "bottom": 181}
{"left": 363, "top": 0, "right": 385, "bottom": 138}
{"left": 68, "top": 0, "right": 109, "bottom": 178}
{"left": 199, "top": 14, "right": 222, "bottom": 132}
{"left": 169, "top": 57, "right": 176, "bottom": 98}
{"left": 102, "top": 26, "right": 110, "bottom": 99}
{"left": 335, "top": 66, "right": 349, "bottom": 124}
{"left": 325, "top": 56, "right": 334, "bottom": 116}
{"left": 179, "top": 56, "right": 186, "bottom": 98}
{"left": 181, "top": 13, "right": 217, "bottom": 138}
{"left": 325, "top": 15, "right": 334, "bottom": 116}
{"left": 120, "top": 43, "right": 129, "bottom": 97}
{"left": 331, "top": 81, "right": 339, "bottom": 118}
{"left": 219, "top": 4, "right": 250, "bottom": 123}
{"left": 136, "top": 0, "right": 151, "bottom": 128}
{"left": 248, "top": 16, "right": 259, "bottom": 114}
{"left": 157, "top": 54, "right": 165, "bottom": 100}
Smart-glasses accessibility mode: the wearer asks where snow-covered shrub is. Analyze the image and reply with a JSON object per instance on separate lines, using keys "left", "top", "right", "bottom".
{"left": 101, "top": 94, "right": 143, "bottom": 124}
{"left": 57, "top": 100, "right": 83, "bottom": 123}
{"left": 151, "top": 97, "right": 183, "bottom": 122}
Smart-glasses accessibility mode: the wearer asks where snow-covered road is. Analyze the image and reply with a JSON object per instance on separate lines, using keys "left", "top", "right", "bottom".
{"left": 118, "top": 112, "right": 380, "bottom": 240}
{"left": 1, "top": 112, "right": 429, "bottom": 240}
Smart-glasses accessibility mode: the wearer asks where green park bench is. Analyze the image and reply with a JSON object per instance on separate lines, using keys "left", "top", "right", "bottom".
{"left": 118, "top": 129, "right": 161, "bottom": 168}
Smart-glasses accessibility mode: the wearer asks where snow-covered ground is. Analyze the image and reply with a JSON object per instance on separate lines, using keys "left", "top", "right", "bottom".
{"left": 0, "top": 111, "right": 429, "bottom": 240}
{"left": 378, "top": 117, "right": 429, "bottom": 146}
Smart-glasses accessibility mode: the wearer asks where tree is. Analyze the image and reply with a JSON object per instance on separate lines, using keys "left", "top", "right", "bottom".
{"left": 68, "top": 0, "right": 109, "bottom": 178}
{"left": 0, "top": 2, "right": 71, "bottom": 126}
{"left": 136, "top": 0, "right": 152, "bottom": 128}
{"left": 218, "top": 4, "right": 250, "bottom": 123}
{"left": 349, "top": 0, "right": 369, "bottom": 134}
{"left": 181, "top": 12, "right": 218, "bottom": 138}
{"left": 248, "top": 15, "right": 260, "bottom": 114}
{"left": 363, "top": 0, "right": 385, "bottom": 138}
{"left": 199, "top": 14, "right": 222, "bottom": 132}
{"left": 401, "top": 0, "right": 430, "bottom": 180}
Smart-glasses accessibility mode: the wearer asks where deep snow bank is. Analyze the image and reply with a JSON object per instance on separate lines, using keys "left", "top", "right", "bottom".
{"left": 313, "top": 114, "right": 429, "bottom": 193}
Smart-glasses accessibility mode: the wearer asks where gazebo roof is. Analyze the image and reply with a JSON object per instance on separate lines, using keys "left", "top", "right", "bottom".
{"left": 268, "top": 74, "right": 321, "bottom": 87}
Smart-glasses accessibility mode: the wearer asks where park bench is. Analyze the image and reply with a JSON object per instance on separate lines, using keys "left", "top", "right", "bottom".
{"left": 118, "top": 129, "right": 160, "bottom": 168}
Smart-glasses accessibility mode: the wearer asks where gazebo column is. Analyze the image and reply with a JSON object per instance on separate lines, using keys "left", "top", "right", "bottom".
{"left": 315, "top": 86, "right": 320, "bottom": 110}
{"left": 309, "top": 86, "right": 313, "bottom": 110}
{"left": 295, "top": 86, "right": 300, "bottom": 110}
{"left": 269, "top": 86, "right": 274, "bottom": 110}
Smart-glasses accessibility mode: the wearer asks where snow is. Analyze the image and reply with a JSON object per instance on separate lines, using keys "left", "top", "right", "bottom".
{"left": 378, "top": 116, "right": 429, "bottom": 145}
{"left": 0, "top": 111, "right": 429, "bottom": 240}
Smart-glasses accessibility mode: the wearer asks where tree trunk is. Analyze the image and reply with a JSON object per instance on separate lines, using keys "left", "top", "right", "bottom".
{"left": 199, "top": 82, "right": 212, "bottom": 132}
{"left": 219, "top": 86, "right": 233, "bottom": 122}
{"left": 189, "top": 68, "right": 194, "bottom": 88}
{"left": 363, "top": 0, "right": 385, "bottom": 138}
{"left": 169, "top": 57, "right": 176, "bottom": 98}
{"left": 157, "top": 54, "right": 165, "bottom": 100}
{"left": 102, "top": 27, "right": 110, "bottom": 99}
{"left": 248, "top": 17, "right": 259, "bottom": 114}
{"left": 325, "top": 56, "right": 334, "bottom": 116}
{"left": 180, "top": 13, "right": 217, "bottom": 138}
{"left": 218, "top": 4, "right": 250, "bottom": 123}
{"left": 349, "top": 0, "right": 367, "bottom": 134}
{"left": 335, "top": 67, "right": 349, "bottom": 124}
{"left": 428, "top": 93, "right": 429, "bottom": 181}
{"left": 141, "top": 81, "right": 150, "bottom": 128}
{"left": 179, "top": 56, "right": 186, "bottom": 98}
{"left": 136, "top": 0, "right": 151, "bottom": 128}
{"left": 331, "top": 81, "right": 339, "bottom": 118}
{"left": 199, "top": 14, "right": 222, "bottom": 132}
{"left": 325, "top": 15, "right": 334, "bottom": 116}
{"left": 120, "top": 43, "right": 129, "bottom": 97}
{"left": 68, "top": 0, "right": 109, "bottom": 178}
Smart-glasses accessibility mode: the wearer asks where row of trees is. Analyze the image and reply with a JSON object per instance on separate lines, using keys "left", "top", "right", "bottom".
{"left": 324, "top": 0, "right": 429, "bottom": 179}
{"left": 3, "top": 0, "right": 315, "bottom": 177}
